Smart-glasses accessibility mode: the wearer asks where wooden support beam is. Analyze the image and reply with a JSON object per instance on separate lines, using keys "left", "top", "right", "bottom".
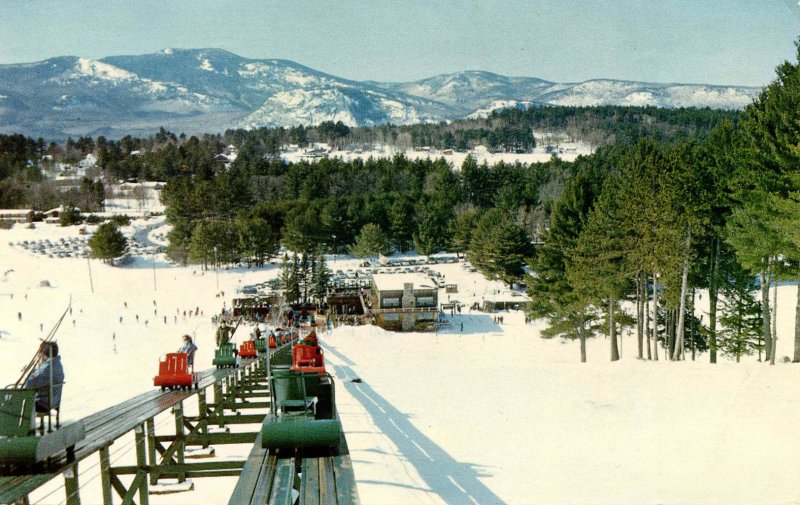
{"left": 63, "top": 462, "right": 80, "bottom": 505}
{"left": 212, "top": 382, "right": 224, "bottom": 426}
{"left": 111, "top": 460, "right": 245, "bottom": 477}
{"left": 185, "top": 413, "right": 265, "bottom": 425}
{"left": 109, "top": 474, "right": 128, "bottom": 501}
{"left": 134, "top": 424, "right": 149, "bottom": 505}
{"left": 120, "top": 472, "right": 145, "bottom": 505}
{"left": 146, "top": 418, "right": 158, "bottom": 486}
{"left": 154, "top": 431, "right": 259, "bottom": 445}
{"left": 99, "top": 446, "right": 113, "bottom": 505}
{"left": 197, "top": 389, "right": 209, "bottom": 449}
{"left": 206, "top": 401, "right": 271, "bottom": 410}
{"left": 173, "top": 402, "right": 186, "bottom": 483}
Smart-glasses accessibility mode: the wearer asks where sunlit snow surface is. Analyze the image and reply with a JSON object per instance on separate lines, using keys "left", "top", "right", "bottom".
{"left": 1, "top": 216, "right": 799, "bottom": 504}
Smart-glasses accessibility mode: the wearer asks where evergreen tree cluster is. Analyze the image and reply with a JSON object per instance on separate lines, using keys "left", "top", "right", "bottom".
{"left": 279, "top": 253, "right": 332, "bottom": 305}
{"left": 528, "top": 40, "right": 800, "bottom": 364}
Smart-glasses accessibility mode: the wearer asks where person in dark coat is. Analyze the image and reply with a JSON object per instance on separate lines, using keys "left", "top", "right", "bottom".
{"left": 24, "top": 341, "right": 64, "bottom": 413}
{"left": 216, "top": 323, "right": 231, "bottom": 347}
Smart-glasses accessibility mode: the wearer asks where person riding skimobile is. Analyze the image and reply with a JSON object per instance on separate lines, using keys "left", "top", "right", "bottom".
{"left": 24, "top": 341, "right": 65, "bottom": 415}
{"left": 177, "top": 334, "right": 198, "bottom": 371}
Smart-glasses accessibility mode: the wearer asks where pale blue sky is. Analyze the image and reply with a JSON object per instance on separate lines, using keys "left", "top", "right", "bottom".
{"left": 0, "top": 0, "right": 798, "bottom": 86}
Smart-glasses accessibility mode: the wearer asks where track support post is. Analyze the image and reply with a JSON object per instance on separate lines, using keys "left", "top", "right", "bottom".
{"left": 64, "top": 461, "right": 80, "bottom": 505}
{"left": 99, "top": 446, "right": 113, "bottom": 505}
{"left": 135, "top": 423, "right": 150, "bottom": 505}
{"left": 212, "top": 382, "right": 224, "bottom": 426}
{"left": 173, "top": 402, "right": 186, "bottom": 482}
{"left": 198, "top": 389, "right": 209, "bottom": 448}
{"left": 146, "top": 417, "right": 159, "bottom": 485}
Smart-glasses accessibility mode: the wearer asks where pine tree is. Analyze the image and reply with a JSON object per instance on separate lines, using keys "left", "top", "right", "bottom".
{"left": 311, "top": 255, "right": 332, "bottom": 306}
{"left": 449, "top": 208, "right": 478, "bottom": 258}
{"left": 388, "top": 196, "right": 416, "bottom": 252}
{"left": 539, "top": 300, "right": 599, "bottom": 363}
{"left": 300, "top": 253, "right": 311, "bottom": 303}
{"left": 725, "top": 191, "right": 792, "bottom": 362}
{"left": 768, "top": 192, "right": 800, "bottom": 362}
{"left": 718, "top": 270, "right": 764, "bottom": 362}
{"left": 88, "top": 222, "right": 127, "bottom": 265}
{"left": 732, "top": 38, "right": 800, "bottom": 363}
{"left": 527, "top": 163, "right": 607, "bottom": 362}
{"left": 467, "top": 208, "right": 532, "bottom": 287}
{"left": 413, "top": 200, "right": 450, "bottom": 256}
{"left": 568, "top": 173, "right": 628, "bottom": 361}
{"left": 279, "top": 254, "right": 301, "bottom": 304}
{"left": 697, "top": 121, "right": 740, "bottom": 364}
{"left": 613, "top": 139, "right": 683, "bottom": 360}
{"left": 349, "top": 223, "right": 390, "bottom": 258}
{"left": 188, "top": 220, "right": 238, "bottom": 268}
{"left": 236, "top": 216, "right": 276, "bottom": 266}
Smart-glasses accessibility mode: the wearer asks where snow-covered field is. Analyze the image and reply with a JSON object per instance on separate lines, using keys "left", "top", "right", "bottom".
{"left": 1, "top": 217, "right": 799, "bottom": 505}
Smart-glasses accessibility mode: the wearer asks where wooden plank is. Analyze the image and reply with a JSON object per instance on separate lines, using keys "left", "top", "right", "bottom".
{"left": 228, "top": 431, "right": 274, "bottom": 505}
{"left": 248, "top": 453, "right": 277, "bottom": 505}
{"left": 331, "top": 420, "right": 360, "bottom": 505}
{"left": 300, "top": 457, "right": 320, "bottom": 505}
{"left": 268, "top": 457, "right": 296, "bottom": 505}
{"left": 318, "top": 458, "right": 337, "bottom": 505}
{"left": 332, "top": 454, "right": 360, "bottom": 505}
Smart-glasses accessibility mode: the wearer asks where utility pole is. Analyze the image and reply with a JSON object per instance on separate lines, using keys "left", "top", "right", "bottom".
{"left": 86, "top": 257, "right": 94, "bottom": 293}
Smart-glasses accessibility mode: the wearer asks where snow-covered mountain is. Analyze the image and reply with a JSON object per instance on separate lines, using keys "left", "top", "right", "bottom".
{"left": 385, "top": 71, "right": 760, "bottom": 117}
{"left": 0, "top": 48, "right": 762, "bottom": 139}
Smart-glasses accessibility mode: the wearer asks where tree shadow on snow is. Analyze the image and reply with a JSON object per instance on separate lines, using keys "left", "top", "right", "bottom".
{"left": 331, "top": 362, "right": 507, "bottom": 504}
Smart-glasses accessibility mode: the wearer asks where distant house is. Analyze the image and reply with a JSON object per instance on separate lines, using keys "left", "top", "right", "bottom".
{"left": 442, "top": 149, "right": 454, "bottom": 155}
{"left": 78, "top": 153, "right": 97, "bottom": 170}
{"left": 0, "top": 209, "right": 31, "bottom": 223}
{"left": 303, "top": 147, "right": 328, "bottom": 158}
{"left": 370, "top": 273, "right": 439, "bottom": 331}
{"left": 43, "top": 207, "right": 62, "bottom": 223}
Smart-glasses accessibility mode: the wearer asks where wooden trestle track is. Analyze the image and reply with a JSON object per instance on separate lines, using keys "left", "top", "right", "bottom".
{"left": 0, "top": 345, "right": 360, "bottom": 505}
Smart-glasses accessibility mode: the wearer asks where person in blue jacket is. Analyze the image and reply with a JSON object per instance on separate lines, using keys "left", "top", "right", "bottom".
{"left": 177, "top": 334, "right": 198, "bottom": 371}
{"left": 24, "top": 341, "right": 64, "bottom": 414}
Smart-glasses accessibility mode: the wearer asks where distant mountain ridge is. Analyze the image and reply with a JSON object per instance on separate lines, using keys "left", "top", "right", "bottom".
{"left": 0, "top": 48, "right": 762, "bottom": 139}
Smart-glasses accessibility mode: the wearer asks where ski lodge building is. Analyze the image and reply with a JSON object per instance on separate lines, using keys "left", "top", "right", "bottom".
{"left": 369, "top": 273, "right": 439, "bottom": 331}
